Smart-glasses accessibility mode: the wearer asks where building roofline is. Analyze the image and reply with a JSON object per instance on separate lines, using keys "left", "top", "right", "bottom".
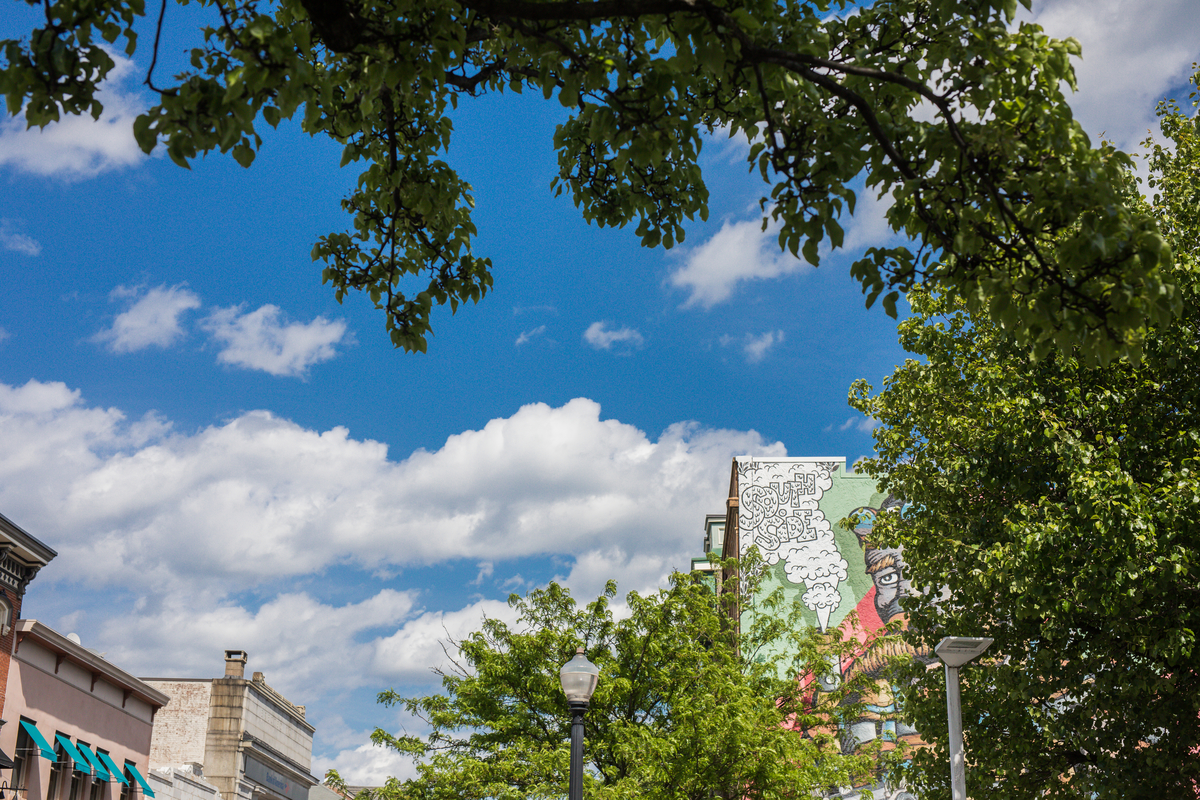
{"left": 733, "top": 456, "right": 847, "bottom": 462}
{"left": 246, "top": 676, "right": 315, "bottom": 734}
{"left": 15, "top": 619, "right": 170, "bottom": 708}
{"left": 0, "top": 511, "right": 58, "bottom": 566}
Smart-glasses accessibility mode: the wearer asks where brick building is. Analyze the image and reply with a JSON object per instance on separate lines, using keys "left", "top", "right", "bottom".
{"left": 0, "top": 512, "right": 167, "bottom": 800}
{"left": 0, "top": 512, "right": 56, "bottom": 722}
{"left": 144, "top": 652, "right": 318, "bottom": 800}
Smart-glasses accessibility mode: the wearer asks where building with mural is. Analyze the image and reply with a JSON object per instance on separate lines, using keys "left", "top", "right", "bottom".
{"left": 698, "top": 456, "right": 924, "bottom": 800}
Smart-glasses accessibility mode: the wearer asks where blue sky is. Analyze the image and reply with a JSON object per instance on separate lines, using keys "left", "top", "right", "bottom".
{"left": 2, "top": 0, "right": 1199, "bottom": 784}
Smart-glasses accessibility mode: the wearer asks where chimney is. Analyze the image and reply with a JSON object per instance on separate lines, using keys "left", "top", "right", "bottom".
{"left": 224, "top": 650, "right": 248, "bottom": 678}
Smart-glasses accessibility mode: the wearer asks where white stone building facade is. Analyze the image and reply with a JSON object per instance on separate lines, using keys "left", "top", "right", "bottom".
{"left": 143, "top": 652, "right": 317, "bottom": 800}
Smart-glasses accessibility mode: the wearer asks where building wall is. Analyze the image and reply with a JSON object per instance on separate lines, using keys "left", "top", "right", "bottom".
{"left": 5, "top": 637, "right": 158, "bottom": 753}
{"left": 0, "top": 510, "right": 57, "bottom": 721}
{"left": 2, "top": 635, "right": 161, "bottom": 800}
{"left": 716, "top": 457, "right": 920, "bottom": 800}
{"left": 0, "top": 586, "right": 25, "bottom": 715}
{"left": 202, "top": 678, "right": 246, "bottom": 800}
{"left": 145, "top": 656, "right": 316, "bottom": 800}
{"left": 145, "top": 681, "right": 213, "bottom": 767}
{"left": 242, "top": 683, "right": 311, "bottom": 771}
{"left": 728, "top": 457, "right": 888, "bottom": 634}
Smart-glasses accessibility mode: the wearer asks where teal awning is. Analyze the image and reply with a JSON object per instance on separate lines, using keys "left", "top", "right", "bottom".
{"left": 76, "top": 743, "right": 111, "bottom": 781}
{"left": 19, "top": 721, "right": 55, "bottom": 761}
{"left": 126, "top": 763, "right": 156, "bottom": 798}
{"left": 97, "top": 752, "right": 130, "bottom": 785}
{"left": 54, "top": 735, "right": 90, "bottom": 774}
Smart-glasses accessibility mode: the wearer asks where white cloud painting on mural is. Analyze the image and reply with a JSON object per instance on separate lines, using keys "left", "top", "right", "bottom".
{"left": 736, "top": 458, "right": 848, "bottom": 631}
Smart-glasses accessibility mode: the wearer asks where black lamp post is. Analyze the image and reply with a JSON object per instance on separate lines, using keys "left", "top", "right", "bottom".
{"left": 559, "top": 647, "right": 600, "bottom": 800}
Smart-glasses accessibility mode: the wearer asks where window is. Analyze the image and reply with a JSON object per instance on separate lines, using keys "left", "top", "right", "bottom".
{"left": 118, "top": 767, "right": 130, "bottom": 800}
{"left": 46, "top": 738, "right": 67, "bottom": 800}
{"left": 12, "top": 720, "right": 34, "bottom": 791}
{"left": 91, "top": 750, "right": 112, "bottom": 800}
{"left": 65, "top": 750, "right": 83, "bottom": 800}
{"left": 0, "top": 594, "right": 12, "bottom": 637}
{"left": 67, "top": 769, "right": 83, "bottom": 800}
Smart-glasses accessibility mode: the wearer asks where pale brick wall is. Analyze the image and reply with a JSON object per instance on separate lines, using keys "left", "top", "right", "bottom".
{"left": 145, "top": 680, "right": 213, "bottom": 768}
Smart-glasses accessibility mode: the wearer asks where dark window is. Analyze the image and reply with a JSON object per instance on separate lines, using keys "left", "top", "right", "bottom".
{"left": 72, "top": 742, "right": 92, "bottom": 800}
{"left": 92, "top": 751, "right": 112, "bottom": 800}
{"left": 118, "top": 766, "right": 131, "bottom": 800}
{"left": 12, "top": 720, "right": 35, "bottom": 791}
{"left": 46, "top": 737, "right": 67, "bottom": 800}
{"left": 66, "top": 761, "right": 83, "bottom": 800}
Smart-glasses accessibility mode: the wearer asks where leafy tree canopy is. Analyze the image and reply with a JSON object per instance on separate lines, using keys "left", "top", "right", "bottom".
{"left": 0, "top": 0, "right": 1176, "bottom": 358}
{"left": 848, "top": 73, "right": 1200, "bottom": 799}
{"left": 358, "top": 563, "right": 908, "bottom": 800}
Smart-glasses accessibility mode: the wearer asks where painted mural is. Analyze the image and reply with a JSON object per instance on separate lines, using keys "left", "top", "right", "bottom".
{"left": 728, "top": 457, "right": 927, "bottom": 800}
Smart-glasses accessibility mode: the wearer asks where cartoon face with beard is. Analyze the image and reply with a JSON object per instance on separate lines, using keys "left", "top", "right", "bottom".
{"left": 851, "top": 497, "right": 910, "bottom": 624}
{"left": 864, "top": 546, "right": 910, "bottom": 623}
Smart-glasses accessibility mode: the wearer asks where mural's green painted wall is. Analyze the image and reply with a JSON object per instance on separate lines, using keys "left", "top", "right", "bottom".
{"left": 731, "top": 458, "right": 887, "bottom": 635}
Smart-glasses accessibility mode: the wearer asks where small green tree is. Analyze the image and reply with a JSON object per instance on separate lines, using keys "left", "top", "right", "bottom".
{"left": 848, "top": 72, "right": 1200, "bottom": 800}
{"left": 368, "top": 560, "right": 908, "bottom": 800}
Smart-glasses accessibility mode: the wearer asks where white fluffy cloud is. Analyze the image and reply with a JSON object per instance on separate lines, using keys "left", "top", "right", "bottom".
{"left": 93, "top": 284, "right": 201, "bottom": 353}
{"left": 0, "top": 53, "right": 147, "bottom": 179}
{"left": 826, "top": 415, "right": 879, "bottom": 435}
{"left": 669, "top": 216, "right": 804, "bottom": 309}
{"left": 1025, "top": 0, "right": 1200, "bottom": 153}
{"left": 670, "top": 186, "right": 903, "bottom": 310}
{"left": 203, "top": 305, "right": 350, "bottom": 377}
{"left": 1, "top": 381, "right": 780, "bottom": 594}
{"left": 2, "top": 379, "right": 783, "bottom": 782}
{"left": 583, "top": 321, "right": 644, "bottom": 351}
{"left": 314, "top": 740, "right": 419, "bottom": 787}
{"left": 107, "top": 589, "right": 419, "bottom": 695}
{"left": 371, "top": 599, "right": 518, "bottom": 684}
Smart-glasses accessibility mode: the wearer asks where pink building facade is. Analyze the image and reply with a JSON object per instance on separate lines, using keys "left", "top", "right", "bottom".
{"left": 0, "top": 513, "right": 168, "bottom": 800}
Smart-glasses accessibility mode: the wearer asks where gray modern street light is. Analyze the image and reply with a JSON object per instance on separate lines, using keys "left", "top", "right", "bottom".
{"left": 559, "top": 647, "right": 601, "bottom": 800}
{"left": 934, "top": 636, "right": 993, "bottom": 800}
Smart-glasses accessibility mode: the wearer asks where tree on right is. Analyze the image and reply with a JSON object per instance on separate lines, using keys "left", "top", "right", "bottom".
{"left": 849, "top": 72, "right": 1200, "bottom": 799}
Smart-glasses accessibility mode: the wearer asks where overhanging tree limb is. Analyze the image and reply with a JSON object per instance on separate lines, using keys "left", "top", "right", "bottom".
{"left": 0, "top": 0, "right": 1174, "bottom": 359}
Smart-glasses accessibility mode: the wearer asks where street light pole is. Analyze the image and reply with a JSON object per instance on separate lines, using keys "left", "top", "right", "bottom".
{"left": 559, "top": 647, "right": 600, "bottom": 800}
{"left": 568, "top": 700, "right": 586, "bottom": 800}
{"left": 943, "top": 659, "right": 966, "bottom": 798}
{"left": 934, "top": 636, "right": 993, "bottom": 800}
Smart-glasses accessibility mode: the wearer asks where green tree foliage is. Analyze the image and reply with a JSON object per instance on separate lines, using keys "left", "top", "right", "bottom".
{"left": 0, "top": 0, "right": 1176, "bottom": 356}
{"left": 848, "top": 74, "right": 1200, "bottom": 799}
{"left": 365, "top": 564, "right": 908, "bottom": 800}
